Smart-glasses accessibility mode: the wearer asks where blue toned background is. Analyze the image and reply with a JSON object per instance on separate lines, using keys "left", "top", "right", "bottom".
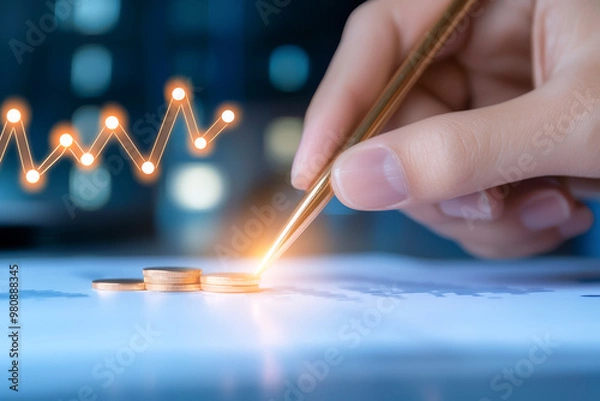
{"left": 0, "top": 0, "right": 597, "bottom": 258}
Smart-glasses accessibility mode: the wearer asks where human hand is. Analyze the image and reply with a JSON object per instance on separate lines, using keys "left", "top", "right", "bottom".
{"left": 291, "top": 0, "right": 600, "bottom": 258}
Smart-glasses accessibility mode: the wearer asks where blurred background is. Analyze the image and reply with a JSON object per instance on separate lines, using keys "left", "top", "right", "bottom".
{"left": 0, "top": 0, "right": 597, "bottom": 260}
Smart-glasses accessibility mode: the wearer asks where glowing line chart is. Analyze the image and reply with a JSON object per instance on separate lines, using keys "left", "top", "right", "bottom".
{"left": 0, "top": 78, "right": 238, "bottom": 190}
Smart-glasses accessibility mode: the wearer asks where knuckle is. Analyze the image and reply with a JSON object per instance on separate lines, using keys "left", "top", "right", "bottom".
{"left": 344, "top": 0, "right": 386, "bottom": 34}
{"left": 441, "top": 118, "right": 485, "bottom": 185}
{"left": 572, "top": 84, "right": 600, "bottom": 171}
{"left": 408, "top": 116, "right": 488, "bottom": 200}
{"left": 551, "top": 74, "right": 600, "bottom": 175}
{"left": 344, "top": 4, "right": 370, "bottom": 33}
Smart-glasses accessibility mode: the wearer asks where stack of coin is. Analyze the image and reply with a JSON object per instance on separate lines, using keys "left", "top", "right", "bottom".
{"left": 201, "top": 273, "right": 261, "bottom": 293}
{"left": 92, "top": 268, "right": 262, "bottom": 294}
{"left": 92, "top": 279, "right": 146, "bottom": 291}
{"left": 143, "top": 268, "right": 202, "bottom": 292}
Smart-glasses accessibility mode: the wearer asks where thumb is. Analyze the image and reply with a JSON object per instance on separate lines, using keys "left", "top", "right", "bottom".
{"left": 330, "top": 78, "right": 600, "bottom": 211}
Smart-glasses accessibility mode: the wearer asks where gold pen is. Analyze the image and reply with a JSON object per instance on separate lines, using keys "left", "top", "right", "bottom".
{"left": 256, "top": 0, "right": 479, "bottom": 275}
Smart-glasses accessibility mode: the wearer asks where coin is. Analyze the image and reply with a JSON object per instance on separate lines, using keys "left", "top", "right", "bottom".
{"left": 200, "top": 273, "right": 259, "bottom": 286}
{"left": 143, "top": 267, "right": 201, "bottom": 279}
{"left": 143, "top": 275, "right": 200, "bottom": 285}
{"left": 92, "top": 270, "right": 260, "bottom": 293}
{"left": 201, "top": 284, "right": 261, "bottom": 294}
{"left": 143, "top": 268, "right": 201, "bottom": 285}
{"left": 92, "top": 279, "right": 146, "bottom": 291}
{"left": 145, "top": 283, "right": 202, "bottom": 292}
{"left": 200, "top": 273, "right": 261, "bottom": 293}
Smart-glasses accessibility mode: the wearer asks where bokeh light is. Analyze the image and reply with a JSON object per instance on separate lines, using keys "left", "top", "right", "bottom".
{"left": 72, "top": 106, "right": 101, "bottom": 143}
{"left": 69, "top": 166, "right": 112, "bottom": 210}
{"left": 71, "top": 45, "right": 113, "bottom": 98}
{"left": 72, "top": 0, "right": 121, "bottom": 35}
{"left": 269, "top": 45, "right": 310, "bottom": 92}
{"left": 264, "top": 117, "right": 303, "bottom": 170}
{"left": 168, "top": 164, "right": 226, "bottom": 211}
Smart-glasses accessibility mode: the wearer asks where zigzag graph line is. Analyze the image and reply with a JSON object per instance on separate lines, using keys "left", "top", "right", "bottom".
{"left": 0, "top": 79, "right": 237, "bottom": 189}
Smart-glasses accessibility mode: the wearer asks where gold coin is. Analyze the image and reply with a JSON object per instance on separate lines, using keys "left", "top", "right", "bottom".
{"left": 143, "top": 267, "right": 201, "bottom": 278}
{"left": 145, "top": 283, "right": 202, "bottom": 292}
{"left": 201, "top": 284, "right": 261, "bottom": 294}
{"left": 92, "top": 279, "right": 146, "bottom": 291}
{"left": 143, "top": 267, "right": 201, "bottom": 276}
{"left": 200, "top": 273, "right": 259, "bottom": 287}
{"left": 143, "top": 275, "right": 200, "bottom": 285}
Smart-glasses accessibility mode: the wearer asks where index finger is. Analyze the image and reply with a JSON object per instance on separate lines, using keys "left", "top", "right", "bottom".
{"left": 291, "top": 0, "right": 458, "bottom": 189}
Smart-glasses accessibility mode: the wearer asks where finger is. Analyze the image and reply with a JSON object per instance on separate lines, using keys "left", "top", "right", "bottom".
{"left": 461, "top": 205, "right": 594, "bottom": 259}
{"left": 566, "top": 178, "right": 600, "bottom": 201}
{"left": 503, "top": 179, "right": 575, "bottom": 231}
{"left": 416, "top": 59, "right": 470, "bottom": 112}
{"left": 382, "top": 87, "right": 453, "bottom": 134}
{"left": 438, "top": 189, "right": 504, "bottom": 222}
{"left": 533, "top": 0, "right": 600, "bottom": 86}
{"left": 293, "top": 86, "right": 452, "bottom": 191}
{"left": 459, "top": 231, "right": 563, "bottom": 259}
{"left": 330, "top": 75, "right": 600, "bottom": 211}
{"left": 557, "top": 205, "right": 595, "bottom": 239}
{"left": 291, "top": 0, "right": 459, "bottom": 189}
{"left": 401, "top": 190, "right": 504, "bottom": 233}
{"left": 434, "top": 178, "right": 570, "bottom": 228}
{"left": 383, "top": 60, "right": 470, "bottom": 134}
{"left": 427, "top": 182, "right": 578, "bottom": 244}
{"left": 402, "top": 180, "right": 594, "bottom": 259}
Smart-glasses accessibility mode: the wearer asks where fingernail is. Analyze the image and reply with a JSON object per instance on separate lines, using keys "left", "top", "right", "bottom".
{"left": 440, "top": 192, "right": 493, "bottom": 220}
{"left": 290, "top": 163, "right": 305, "bottom": 189}
{"left": 291, "top": 154, "right": 305, "bottom": 187}
{"left": 559, "top": 207, "right": 594, "bottom": 238}
{"left": 519, "top": 191, "right": 571, "bottom": 231}
{"left": 332, "top": 146, "right": 408, "bottom": 209}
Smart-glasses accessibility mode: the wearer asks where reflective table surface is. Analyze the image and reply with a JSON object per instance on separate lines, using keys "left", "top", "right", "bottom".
{"left": 1, "top": 254, "right": 599, "bottom": 401}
